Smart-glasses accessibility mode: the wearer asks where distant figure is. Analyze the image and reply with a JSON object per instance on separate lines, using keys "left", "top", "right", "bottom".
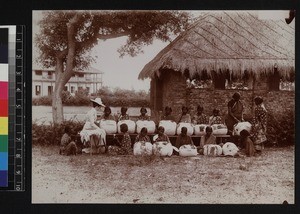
{"left": 178, "top": 106, "right": 191, "bottom": 123}
{"left": 60, "top": 126, "right": 77, "bottom": 155}
{"left": 100, "top": 106, "right": 115, "bottom": 120}
{"left": 175, "top": 127, "right": 194, "bottom": 149}
{"left": 138, "top": 107, "right": 150, "bottom": 121}
{"left": 118, "top": 106, "right": 130, "bottom": 121}
{"left": 252, "top": 96, "right": 267, "bottom": 154}
{"left": 108, "top": 123, "right": 132, "bottom": 155}
{"left": 192, "top": 105, "right": 209, "bottom": 124}
{"left": 161, "top": 106, "right": 175, "bottom": 121}
{"left": 135, "top": 127, "right": 151, "bottom": 143}
{"left": 209, "top": 109, "right": 223, "bottom": 125}
{"left": 240, "top": 129, "right": 255, "bottom": 157}
{"left": 199, "top": 126, "right": 216, "bottom": 154}
{"left": 226, "top": 92, "right": 244, "bottom": 135}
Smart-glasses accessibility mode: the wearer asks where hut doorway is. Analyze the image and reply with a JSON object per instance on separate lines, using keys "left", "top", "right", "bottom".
{"left": 150, "top": 75, "right": 164, "bottom": 112}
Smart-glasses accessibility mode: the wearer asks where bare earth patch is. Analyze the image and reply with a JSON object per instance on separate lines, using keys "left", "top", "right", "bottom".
{"left": 32, "top": 146, "right": 294, "bottom": 204}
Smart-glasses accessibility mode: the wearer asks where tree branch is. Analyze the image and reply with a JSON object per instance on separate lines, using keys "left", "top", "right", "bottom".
{"left": 97, "top": 31, "right": 130, "bottom": 40}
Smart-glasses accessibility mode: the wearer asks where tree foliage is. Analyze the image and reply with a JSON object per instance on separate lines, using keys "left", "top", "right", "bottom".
{"left": 34, "top": 10, "right": 191, "bottom": 123}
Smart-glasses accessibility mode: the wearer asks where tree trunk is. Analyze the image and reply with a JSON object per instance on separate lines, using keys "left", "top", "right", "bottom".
{"left": 52, "top": 58, "right": 65, "bottom": 124}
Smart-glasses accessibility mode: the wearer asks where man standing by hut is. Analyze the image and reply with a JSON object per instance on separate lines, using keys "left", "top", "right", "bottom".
{"left": 226, "top": 92, "right": 244, "bottom": 136}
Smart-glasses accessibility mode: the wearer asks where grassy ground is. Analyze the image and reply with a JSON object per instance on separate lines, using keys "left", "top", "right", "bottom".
{"left": 32, "top": 145, "right": 294, "bottom": 204}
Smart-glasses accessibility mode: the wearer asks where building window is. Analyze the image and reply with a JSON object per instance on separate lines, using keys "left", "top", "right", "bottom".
{"left": 48, "top": 86, "right": 53, "bottom": 96}
{"left": 64, "top": 86, "right": 68, "bottom": 91}
{"left": 186, "top": 79, "right": 213, "bottom": 89}
{"left": 71, "top": 86, "right": 75, "bottom": 93}
{"left": 78, "top": 73, "right": 84, "bottom": 78}
{"left": 47, "top": 71, "right": 53, "bottom": 79}
{"left": 35, "top": 70, "right": 42, "bottom": 75}
{"left": 35, "top": 85, "right": 41, "bottom": 96}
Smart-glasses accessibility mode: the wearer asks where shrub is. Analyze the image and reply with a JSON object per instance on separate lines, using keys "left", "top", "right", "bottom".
{"left": 32, "top": 120, "right": 85, "bottom": 145}
{"left": 266, "top": 111, "right": 295, "bottom": 147}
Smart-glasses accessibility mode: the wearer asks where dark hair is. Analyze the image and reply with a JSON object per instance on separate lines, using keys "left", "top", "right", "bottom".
{"left": 120, "top": 123, "right": 128, "bottom": 133}
{"left": 92, "top": 102, "right": 100, "bottom": 108}
{"left": 182, "top": 106, "right": 188, "bottom": 112}
{"left": 254, "top": 96, "right": 263, "bottom": 105}
{"left": 213, "top": 108, "right": 220, "bottom": 115}
{"left": 121, "top": 107, "right": 127, "bottom": 112}
{"left": 64, "top": 126, "right": 71, "bottom": 134}
{"left": 141, "top": 127, "right": 148, "bottom": 134}
{"left": 165, "top": 106, "right": 172, "bottom": 112}
{"left": 140, "top": 107, "right": 147, "bottom": 113}
{"left": 181, "top": 127, "right": 187, "bottom": 133}
{"left": 104, "top": 106, "right": 111, "bottom": 114}
{"left": 205, "top": 126, "right": 213, "bottom": 132}
{"left": 232, "top": 92, "right": 241, "bottom": 100}
{"left": 158, "top": 126, "right": 165, "bottom": 132}
{"left": 240, "top": 129, "right": 250, "bottom": 137}
{"left": 197, "top": 105, "right": 204, "bottom": 111}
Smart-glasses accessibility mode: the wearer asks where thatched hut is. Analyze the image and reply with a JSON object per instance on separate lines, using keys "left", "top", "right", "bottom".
{"left": 139, "top": 11, "right": 295, "bottom": 122}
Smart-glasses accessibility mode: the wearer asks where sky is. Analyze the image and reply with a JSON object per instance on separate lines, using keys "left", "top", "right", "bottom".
{"left": 32, "top": 10, "right": 292, "bottom": 92}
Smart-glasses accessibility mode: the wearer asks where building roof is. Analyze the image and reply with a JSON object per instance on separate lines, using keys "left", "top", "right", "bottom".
{"left": 32, "top": 66, "right": 104, "bottom": 74}
{"left": 139, "top": 11, "right": 295, "bottom": 80}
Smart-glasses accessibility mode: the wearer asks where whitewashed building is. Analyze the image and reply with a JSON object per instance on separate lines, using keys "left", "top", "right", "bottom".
{"left": 32, "top": 67, "right": 103, "bottom": 97}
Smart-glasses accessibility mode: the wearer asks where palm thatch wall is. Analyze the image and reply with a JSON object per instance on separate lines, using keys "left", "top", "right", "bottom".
{"left": 139, "top": 11, "right": 295, "bottom": 80}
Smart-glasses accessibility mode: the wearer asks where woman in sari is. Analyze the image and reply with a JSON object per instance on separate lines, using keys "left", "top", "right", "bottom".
{"left": 252, "top": 96, "right": 267, "bottom": 154}
{"left": 225, "top": 92, "right": 244, "bottom": 135}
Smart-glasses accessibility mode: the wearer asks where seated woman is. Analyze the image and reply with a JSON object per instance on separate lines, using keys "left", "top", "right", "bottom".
{"left": 199, "top": 126, "right": 216, "bottom": 154}
{"left": 118, "top": 106, "right": 130, "bottom": 121}
{"left": 100, "top": 106, "right": 115, "bottom": 120}
{"left": 80, "top": 98, "right": 106, "bottom": 150}
{"left": 161, "top": 106, "right": 175, "bottom": 121}
{"left": 138, "top": 107, "right": 150, "bottom": 121}
{"left": 135, "top": 127, "right": 151, "bottom": 143}
{"left": 178, "top": 106, "right": 191, "bottom": 123}
{"left": 192, "top": 105, "right": 209, "bottom": 125}
{"left": 153, "top": 126, "right": 171, "bottom": 143}
{"left": 175, "top": 127, "right": 194, "bottom": 149}
{"left": 108, "top": 123, "right": 132, "bottom": 155}
{"left": 209, "top": 109, "right": 223, "bottom": 125}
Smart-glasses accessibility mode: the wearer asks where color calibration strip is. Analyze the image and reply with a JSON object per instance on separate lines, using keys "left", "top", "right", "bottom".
{"left": 0, "top": 25, "right": 25, "bottom": 191}
{"left": 0, "top": 28, "right": 9, "bottom": 187}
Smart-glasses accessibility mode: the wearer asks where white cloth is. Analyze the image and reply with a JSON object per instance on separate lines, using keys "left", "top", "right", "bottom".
{"left": 80, "top": 107, "right": 106, "bottom": 145}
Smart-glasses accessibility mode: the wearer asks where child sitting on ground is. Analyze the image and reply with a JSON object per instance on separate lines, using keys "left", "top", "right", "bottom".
{"left": 175, "top": 127, "right": 194, "bottom": 149}
{"left": 108, "top": 123, "right": 132, "bottom": 155}
{"left": 60, "top": 126, "right": 77, "bottom": 155}
{"left": 135, "top": 127, "right": 151, "bottom": 143}
{"left": 240, "top": 129, "right": 255, "bottom": 157}
{"left": 198, "top": 126, "right": 216, "bottom": 155}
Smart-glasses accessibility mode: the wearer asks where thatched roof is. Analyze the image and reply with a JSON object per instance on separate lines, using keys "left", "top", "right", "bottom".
{"left": 139, "top": 11, "right": 295, "bottom": 80}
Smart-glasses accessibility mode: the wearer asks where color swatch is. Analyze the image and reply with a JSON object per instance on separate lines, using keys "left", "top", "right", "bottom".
{"left": 0, "top": 28, "right": 8, "bottom": 187}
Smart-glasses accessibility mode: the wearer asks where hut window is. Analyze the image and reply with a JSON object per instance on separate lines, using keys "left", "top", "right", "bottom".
{"left": 186, "top": 79, "right": 213, "bottom": 89}
{"left": 279, "top": 80, "right": 294, "bottom": 91}
{"left": 225, "top": 78, "right": 253, "bottom": 90}
{"left": 268, "top": 68, "right": 280, "bottom": 91}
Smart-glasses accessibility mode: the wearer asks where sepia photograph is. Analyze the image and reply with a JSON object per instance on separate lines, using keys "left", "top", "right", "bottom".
{"left": 31, "top": 10, "right": 295, "bottom": 204}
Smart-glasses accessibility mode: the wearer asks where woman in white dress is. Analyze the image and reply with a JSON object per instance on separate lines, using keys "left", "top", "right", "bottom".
{"left": 80, "top": 98, "right": 106, "bottom": 153}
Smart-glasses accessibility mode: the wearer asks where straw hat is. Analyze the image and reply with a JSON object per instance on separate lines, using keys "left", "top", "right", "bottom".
{"left": 90, "top": 98, "right": 105, "bottom": 107}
